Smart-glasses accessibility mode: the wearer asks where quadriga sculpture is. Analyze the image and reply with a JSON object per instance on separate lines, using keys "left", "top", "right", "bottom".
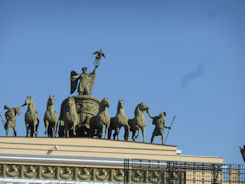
{"left": 24, "top": 96, "right": 39, "bottom": 137}
{"left": 90, "top": 98, "right": 110, "bottom": 138}
{"left": 108, "top": 100, "right": 129, "bottom": 141}
{"left": 59, "top": 97, "right": 79, "bottom": 137}
{"left": 44, "top": 96, "right": 58, "bottom": 137}
{"left": 128, "top": 102, "right": 149, "bottom": 142}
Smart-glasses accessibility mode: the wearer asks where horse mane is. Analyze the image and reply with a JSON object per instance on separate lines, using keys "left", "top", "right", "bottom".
{"left": 46, "top": 98, "right": 50, "bottom": 109}
{"left": 99, "top": 98, "right": 106, "bottom": 112}
{"left": 28, "top": 98, "right": 36, "bottom": 112}
{"left": 116, "top": 100, "right": 123, "bottom": 114}
{"left": 132, "top": 102, "right": 146, "bottom": 128}
{"left": 134, "top": 103, "right": 141, "bottom": 117}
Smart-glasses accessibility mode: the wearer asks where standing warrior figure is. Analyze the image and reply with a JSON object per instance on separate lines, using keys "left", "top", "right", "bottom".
{"left": 93, "top": 49, "right": 106, "bottom": 66}
{"left": 147, "top": 110, "right": 171, "bottom": 144}
{"left": 1, "top": 104, "right": 24, "bottom": 136}
{"left": 70, "top": 65, "right": 98, "bottom": 96}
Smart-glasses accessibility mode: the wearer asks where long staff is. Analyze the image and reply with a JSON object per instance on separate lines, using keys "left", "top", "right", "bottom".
{"left": 165, "top": 115, "right": 176, "bottom": 144}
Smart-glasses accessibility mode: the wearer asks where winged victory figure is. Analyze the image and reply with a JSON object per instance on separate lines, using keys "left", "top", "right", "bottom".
{"left": 93, "top": 49, "right": 106, "bottom": 66}
{"left": 70, "top": 65, "right": 98, "bottom": 96}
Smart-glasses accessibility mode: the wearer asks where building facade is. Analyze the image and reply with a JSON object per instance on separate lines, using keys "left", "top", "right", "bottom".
{"left": 0, "top": 137, "right": 243, "bottom": 183}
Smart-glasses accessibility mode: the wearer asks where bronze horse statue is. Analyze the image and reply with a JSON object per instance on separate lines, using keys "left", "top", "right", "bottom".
{"left": 108, "top": 100, "right": 129, "bottom": 141}
{"left": 59, "top": 97, "right": 79, "bottom": 137}
{"left": 24, "top": 96, "right": 39, "bottom": 137}
{"left": 44, "top": 95, "right": 58, "bottom": 137}
{"left": 128, "top": 102, "right": 149, "bottom": 142}
{"left": 90, "top": 98, "right": 110, "bottom": 138}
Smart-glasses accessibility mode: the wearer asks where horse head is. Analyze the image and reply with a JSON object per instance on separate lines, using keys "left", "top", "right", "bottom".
{"left": 101, "top": 98, "right": 110, "bottom": 108}
{"left": 117, "top": 99, "right": 124, "bottom": 109}
{"left": 24, "top": 96, "right": 33, "bottom": 106}
{"left": 48, "top": 95, "right": 55, "bottom": 105}
{"left": 138, "top": 102, "right": 149, "bottom": 112}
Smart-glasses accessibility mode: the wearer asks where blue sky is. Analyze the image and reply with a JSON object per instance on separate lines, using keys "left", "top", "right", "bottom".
{"left": 0, "top": 0, "right": 244, "bottom": 164}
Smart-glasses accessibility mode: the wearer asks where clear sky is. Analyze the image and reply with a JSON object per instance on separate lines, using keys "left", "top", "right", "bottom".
{"left": 0, "top": 0, "right": 244, "bottom": 164}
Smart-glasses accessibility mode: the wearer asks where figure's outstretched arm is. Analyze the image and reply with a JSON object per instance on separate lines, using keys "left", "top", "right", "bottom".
{"left": 91, "top": 65, "right": 98, "bottom": 74}
{"left": 163, "top": 121, "right": 171, "bottom": 129}
{"left": 16, "top": 104, "right": 25, "bottom": 110}
{"left": 71, "top": 74, "right": 80, "bottom": 80}
{"left": 15, "top": 104, "right": 25, "bottom": 116}
{"left": 146, "top": 110, "right": 154, "bottom": 119}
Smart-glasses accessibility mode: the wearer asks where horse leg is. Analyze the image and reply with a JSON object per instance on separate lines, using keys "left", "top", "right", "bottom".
{"left": 64, "top": 123, "right": 68, "bottom": 138}
{"left": 141, "top": 127, "right": 145, "bottom": 143}
{"left": 90, "top": 126, "right": 95, "bottom": 138}
{"left": 151, "top": 134, "right": 155, "bottom": 144}
{"left": 135, "top": 126, "right": 140, "bottom": 139}
{"left": 59, "top": 120, "right": 64, "bottom": 137}
{"left": 104, "top": 125, "right": 108, "bottom": 139}
{"left": 26, "top": 128, "right": 28, "bottom": 137}
{"left": 49, "top": 124, "right": 52, "bottom": 137}
{"left": 108, "top": 127, "right": 112, "bottom": 140}
{"left": 34, "top": 120, "right": 38, "bottom": 137}
{"left": 13, "top": 127, "right": 17, "bottom": 137}
{"left": 33, "top": 121, "right": 36, "bottom": 136}
{"left": 113, "top": 128, "right": 119, "bottom": 140}
{"left": 66, "top": 126, "right": 70, "bottom": 138}
{"left": 30, "top": 125, "right": 34, "bottom": 137}
{"left": 44, "top": 120, "right": 49, "bottom": 135}
{"left": 26, "top": 123, "right": 29, "bottom": 137}
{"left": 132, "top": 130, "right": 136, "bottom": 142}
{"left": 53, "top": 121, "right": 58, "bottom": 138}
{"left": 98, "top": 127, "right": 102, "bottom": 139}
{"left": 98, "top": 125, "right": 104, "bottom": 139}
{"left": 117, "top": 128, "right": 121, "bottom": 140}
{"left": 66, "top": 127, "right": 69, "bottom": 138}
{"left": 124, "top": 125, "right": 129, "bottom": 141}
{"left": 73, "top": 122, "right": 77, "bottom": 136}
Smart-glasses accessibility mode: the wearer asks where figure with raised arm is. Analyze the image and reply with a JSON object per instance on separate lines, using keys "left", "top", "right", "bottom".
{"left": 70, "top": 65, "right": 98, "bottom": 96}
{"left": 147, "top": 110, "right": 170, "bottom": 144}
{"left": 1, "top": 104, "right": 24, "bottom": 136}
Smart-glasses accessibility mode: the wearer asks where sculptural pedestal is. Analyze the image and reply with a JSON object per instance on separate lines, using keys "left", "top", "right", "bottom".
{"left": 59, "top": 96, "right": 100, "bottom": 137}
{"left": 0, "top": 137, "right": 224, "bottom": 183}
